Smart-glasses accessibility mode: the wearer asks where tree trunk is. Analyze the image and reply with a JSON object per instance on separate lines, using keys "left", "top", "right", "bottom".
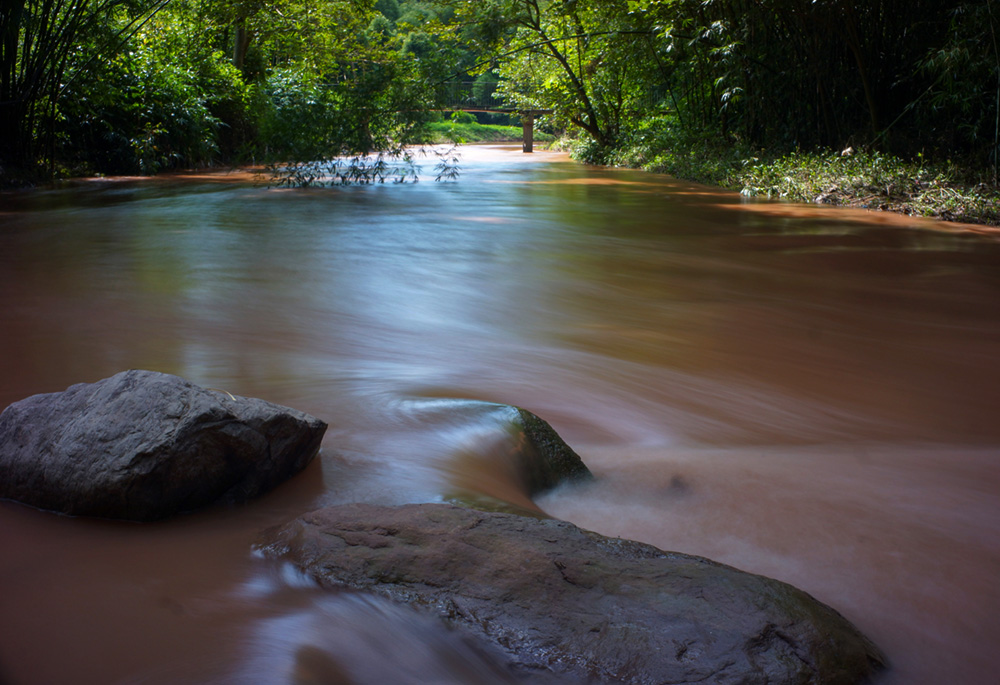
{"left": 233, "top": 22, "right": 250, "bottom": 72}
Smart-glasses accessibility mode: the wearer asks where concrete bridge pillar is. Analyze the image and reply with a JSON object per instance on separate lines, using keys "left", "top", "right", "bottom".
{"left": 521, "top": 111, "right": 534, "bottom": 153}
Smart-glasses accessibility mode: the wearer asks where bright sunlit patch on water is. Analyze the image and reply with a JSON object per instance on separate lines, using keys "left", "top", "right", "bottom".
{"left": 463, "top": 215, "right": 517, "bottom": 223}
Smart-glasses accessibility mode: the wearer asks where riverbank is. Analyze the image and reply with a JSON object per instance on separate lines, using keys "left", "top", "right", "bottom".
{"left": 7, "top": 138, "right": 996, "bottom": 231}
{"left": 737, "top": 150, "right": 999, "bottom": 227}
{"left": 595, "top": 130, "right": 1000, "bottom": 227}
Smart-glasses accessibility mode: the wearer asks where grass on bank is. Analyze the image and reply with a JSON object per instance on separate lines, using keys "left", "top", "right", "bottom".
{"left": 738, "top": 151, "right": 1000, "bottom": 226}
{"left": 603, "top": 119, "right": 1000, "bottom": 227}
{"left": 424, "top": 112, "right": 556, "bottom": 146}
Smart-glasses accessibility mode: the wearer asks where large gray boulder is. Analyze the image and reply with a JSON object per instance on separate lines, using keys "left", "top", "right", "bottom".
{"left": 0, "top": 370, "right": 326, "bottom": 520}
{"left": 258, "top": 503, "right": 886, "bottom": 685}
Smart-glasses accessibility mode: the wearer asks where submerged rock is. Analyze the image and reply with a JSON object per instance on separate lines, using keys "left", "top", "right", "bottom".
{"left": 258, "top": 503, "right": 886, "bottom": 685}
{"left": 388, "top": 397, "right": 593, "bottom": 497}
{"left": 444, "top": 402, "right": 593, "bottom": 500}
{"left": 509, "top": 406, "right": 592, "bottom": 494}
{"left": 0, "top": 370, "right": 326, "bottom": 520}
{"left": 374, "top": 397, "right": 592, "bottom": 512}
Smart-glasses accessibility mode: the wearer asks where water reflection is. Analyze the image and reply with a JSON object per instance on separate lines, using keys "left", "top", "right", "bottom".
{"left": 1, "top": 145, "right": 999, "bottom": 684}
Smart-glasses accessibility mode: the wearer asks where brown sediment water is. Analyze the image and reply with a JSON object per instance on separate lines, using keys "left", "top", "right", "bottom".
{"left": 1, "top": 145, "right": 998, "bottom": 684}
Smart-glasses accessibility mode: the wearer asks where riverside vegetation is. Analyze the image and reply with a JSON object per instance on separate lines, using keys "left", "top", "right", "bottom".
{"left": 426, "top": 111, "right": 556, "bottom": 145}
{"left": 2, "top": 0, "right": 997, "bottom": 224}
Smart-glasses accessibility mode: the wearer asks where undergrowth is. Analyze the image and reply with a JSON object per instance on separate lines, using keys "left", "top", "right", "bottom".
{"left": 605, "top": 117, "right": 999, "bottom": 226}
{"left": 737, "top": 151, "right": 1000, "bottom": 225}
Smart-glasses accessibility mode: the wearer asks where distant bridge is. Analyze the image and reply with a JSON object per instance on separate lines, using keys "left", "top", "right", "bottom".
{"left": 434, "top": 81, "right": 552, "bottom": 152}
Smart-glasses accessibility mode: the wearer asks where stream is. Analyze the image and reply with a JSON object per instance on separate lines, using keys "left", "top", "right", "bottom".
{"left": 1, "top": 145, "right": 999, "bottom": 684}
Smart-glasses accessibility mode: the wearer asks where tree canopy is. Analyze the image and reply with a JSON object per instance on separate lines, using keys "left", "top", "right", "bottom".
{"left": 1, "top": 0, "right": 997, "bottom": 183}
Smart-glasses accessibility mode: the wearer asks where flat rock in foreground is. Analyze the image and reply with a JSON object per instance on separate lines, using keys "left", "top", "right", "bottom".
{"left": 258, "top": 503, "right": 886, "bottom": 685}
{"left": 0, "top": 370, "right": 326, "bottom": 520}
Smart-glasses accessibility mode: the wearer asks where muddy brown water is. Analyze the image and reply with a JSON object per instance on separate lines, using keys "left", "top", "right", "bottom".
{"left": 1, "top": 146, "right": 999, "bottom": 684}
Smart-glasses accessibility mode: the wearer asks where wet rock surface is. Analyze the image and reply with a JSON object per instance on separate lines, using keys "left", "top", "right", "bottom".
{"left": 508, "top": 406, "right": 593, "bottom": 494}
{"left": 258, "top": 502, "right": 886, "bottom": 685}
{"left": 385, "top": 397, "right": 593, "bottom": 497}
{"left": 0, "top": 370, "right": 326, "bottom": 520}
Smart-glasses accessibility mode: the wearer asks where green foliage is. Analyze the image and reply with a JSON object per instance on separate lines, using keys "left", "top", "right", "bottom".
{"left": 487, "top": 0, "right": 665, "bottom": 150}
{"left": 2, "top": 0, "right": 447, "bottom": 179}
{"left": 367, "top": 14, "right": 396, "bottom": 42}
{"left": 472, "top": 71, "right": 500, "bottom": 104}
{"left": 0, "top": 0, "right": 162, "bottom": 174}
{"left": 254, "top": 67, "right": 337, "bottom": 161}
{"left": 265, "top": 152, "right": 419, "bottom": 187}
{"left": 449, "top": 110, "right": 476, "bottom": 125}
{"left": 447, "top": 0, "right": 997, "bottom": 183}
{"left": 914, "top": 1, "right": 1000, "bottom": 179}
{"left": 53, "top": 5, "right": 257, "bottom": 175}
{"left": 5, "top": 0, "right": 996, "bottom": 197}
{"left": 424, "top": 119, "right": 553, "bottom": 144}
{"left": 375, "top": 0, "right": 401, "bottom": 21}
{"left": 263, "top": 145, "right": 462, "bottom": 186}
{"left": 738, "top": 150, "right": 1000, "bottom": 225}
{"left": 100, "top": 50, "right": 221, "bottom": 173}
{"left": 638, "top": 0, "right": 997, "bottom": 170}
{"left": 614, "top": 114, "right": 749, "bottom": 185}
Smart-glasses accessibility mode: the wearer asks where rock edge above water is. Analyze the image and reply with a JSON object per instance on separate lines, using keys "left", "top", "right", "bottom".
{"left": 0, "top": 369, "right": 326, "bottom": 520}
{"left": 508, "top": 405, "right": 593, "bottom": 494}
{"left": 258, "top": 502, "right": 887, "bottom": 685}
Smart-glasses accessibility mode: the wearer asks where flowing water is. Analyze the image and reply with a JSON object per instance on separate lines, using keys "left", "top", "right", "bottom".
{"left": 1, "top": 145, "right": 999, "bottom": 684}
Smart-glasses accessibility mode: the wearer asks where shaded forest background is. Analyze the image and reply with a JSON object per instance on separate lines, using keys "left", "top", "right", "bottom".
{"left": 1, "top": 0, "right": 997, "bottom": 192}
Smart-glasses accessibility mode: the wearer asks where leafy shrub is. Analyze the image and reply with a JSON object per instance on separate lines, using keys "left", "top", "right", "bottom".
{"left": 254, "top": 68, "right": 340, "bottom": 161}
{"left": 738, "top": 150, "right": 1000, "bottom": 224}
{"left": 58, "top": 43, "right": 223, "bottom": 174}
{"left": 610, "top": 116, "right": 749, "bottom": 185}
{"left": 194, "top": 52, "right": 253, "bottom": 160}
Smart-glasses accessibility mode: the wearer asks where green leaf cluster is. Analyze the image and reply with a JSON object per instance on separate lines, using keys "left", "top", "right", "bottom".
{"left": 2, "top": 0, "right": 447, "bottom": 180}
{"left": 448, "top": 0, "right": 999, "bottom": 179}
{"left": 3, "top": 0, "right": 997, "bottom": 190}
